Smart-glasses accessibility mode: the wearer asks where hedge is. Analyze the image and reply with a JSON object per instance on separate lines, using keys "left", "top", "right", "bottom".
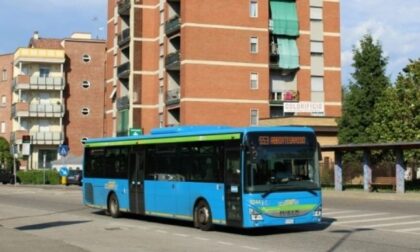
{"left": 17, "top": 170, "right": 60, "bottom": 185}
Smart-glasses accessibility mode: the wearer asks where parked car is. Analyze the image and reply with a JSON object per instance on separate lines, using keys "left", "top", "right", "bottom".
{"left": 66, "top": 169, "right": 82, "bottom": 186}
{"left": 0, "top": 169, "right": 20, "bottom": 184}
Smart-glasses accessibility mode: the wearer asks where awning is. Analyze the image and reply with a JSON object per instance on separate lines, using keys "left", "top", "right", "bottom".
{"left": 278, "top": 38, "right": 299, "bottom": 69}
{"left": 270, "top": 0, "right": 299, "bottom": 36}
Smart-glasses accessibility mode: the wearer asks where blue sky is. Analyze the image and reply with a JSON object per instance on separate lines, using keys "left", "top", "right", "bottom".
{"left": 0, "top": 0, "right": 419, "bottom": 84}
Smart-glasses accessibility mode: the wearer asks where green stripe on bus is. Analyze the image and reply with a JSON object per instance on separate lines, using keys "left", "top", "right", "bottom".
{"left": 85, "top": 133, "right": 241, "bottom": 148}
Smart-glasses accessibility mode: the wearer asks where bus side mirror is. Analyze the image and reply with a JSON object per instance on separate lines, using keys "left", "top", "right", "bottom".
{"left": 317, "top": 142, "right": 322, "bottom": 161}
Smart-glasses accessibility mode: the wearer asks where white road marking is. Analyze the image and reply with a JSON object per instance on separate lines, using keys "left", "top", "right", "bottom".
{"left": 336, "top": 215, "right": 418, "bottom": 225}
{"left": 323, "top": 210, "right": 360, "bottom": 215}
{"left": 155, "top": 229, "right": 167, "bottom": 234}
{"left": 395, "top": 227, "right": 420, "bottom": 233}
{"left": 241, "top": 245, "right": 260, "bottom": 251}
{"left": 361, "top": 220, "right": 420, "bottom": 229}
{"left": 173, "top": 233, "right": 189, "bottom": 237}
{"left": 217, "top": 241, "right": 233, "bottom": 246}
{"left": 194, "top": 237, "right": 209, "bottom": 241}
{"left": 332, "top": 213, "right": 388, "bottom": 219}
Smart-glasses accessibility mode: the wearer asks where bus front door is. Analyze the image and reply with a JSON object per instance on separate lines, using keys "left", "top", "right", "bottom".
{"left": 224, "top": 147, "right": 243, "bottom": 227}
{"left": 129, "top": 149, "right": 145, "bottom": 214}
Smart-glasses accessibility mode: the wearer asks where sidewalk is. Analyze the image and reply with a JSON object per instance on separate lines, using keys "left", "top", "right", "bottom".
{"left": 322, "top": 188, "right": 420, "bottom": 201}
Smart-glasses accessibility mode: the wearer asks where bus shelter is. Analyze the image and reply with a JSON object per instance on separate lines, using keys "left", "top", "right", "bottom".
{"left": 321, "top": 142, "right": 420, "bottom": 193}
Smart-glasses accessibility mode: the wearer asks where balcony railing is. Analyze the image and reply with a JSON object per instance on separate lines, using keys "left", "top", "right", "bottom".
{"left": 165, "top": 52, "right": 180, "bottom": 71}
{"left": 166, "top": 88, "right": 180, "bottom": 106}
{"left": 117, "top": 62, "right": 130, "bottom": 79}
{"left": 118, "top": 0, "right": 131, "bottom": 16}
{"left": 13, "top": 75, "right": 65, "bottom": 91}
{"left": 117, "top": 95, "right": 130, "bottom": 110}
{"left": 12, "top": 102, "right": 65, "bottom": 118}
{"left": 165, "top": 16, "right": 181, "bottom": 36}
{"left": 118, "top": 28, "right": 130, "bottom": 47}
{"left": 11, "top": 131, "right": 64, "bottom": 145}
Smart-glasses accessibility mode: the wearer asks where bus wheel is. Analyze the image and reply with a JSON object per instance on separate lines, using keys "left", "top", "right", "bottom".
{"left": 108, "top": 193, "right": 121, "bottom": 218}
{"left": 194, "top": 201, "right": 214, "bottom": 231}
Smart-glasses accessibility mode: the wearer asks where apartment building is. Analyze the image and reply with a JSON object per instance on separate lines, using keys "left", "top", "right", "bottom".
{"left": 105, "top": 0, "right": 341, "bottom": 136}
{"left": 0, "top": 54, "right": 13, "bottom": 141}
{"left": 10, "top": 32, "right": 105, "bottom": 170}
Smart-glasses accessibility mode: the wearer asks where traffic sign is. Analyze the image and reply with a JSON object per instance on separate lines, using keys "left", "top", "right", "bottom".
{"left": 59, "top": 166, "right": 69, "bottom": 177}
{"left": 129, "top": 128, "right": 143, "bottom": 136}
{"left": 58, "top": 144, "right": 69, "bottom": 157}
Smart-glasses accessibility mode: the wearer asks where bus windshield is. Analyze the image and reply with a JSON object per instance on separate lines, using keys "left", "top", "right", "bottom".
{"left": 245, "top": 133, "right": 320, "bottom": 194}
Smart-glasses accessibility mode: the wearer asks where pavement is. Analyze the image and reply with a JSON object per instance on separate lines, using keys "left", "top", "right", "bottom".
{"left": 322, "top": 188, "right": 420, "bottom": 201}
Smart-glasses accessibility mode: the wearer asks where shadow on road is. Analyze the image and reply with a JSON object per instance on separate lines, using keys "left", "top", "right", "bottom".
{"left": 92, "top": 210, "right": 334, "bottom": 236}
{"left": 326, "top": 228, "right": 373, "bottom": 252}
{"left": 16, "top": 220, "right": 92, "bottom": 231}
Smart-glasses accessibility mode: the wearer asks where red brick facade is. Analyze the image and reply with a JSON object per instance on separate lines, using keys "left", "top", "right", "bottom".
{"left": 105, "top": 0, "right": 342, "bottom": 135}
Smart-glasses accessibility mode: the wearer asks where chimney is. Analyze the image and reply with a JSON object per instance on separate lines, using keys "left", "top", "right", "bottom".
{"left": 33, "top": 31, "right": 39, "bottom": 40}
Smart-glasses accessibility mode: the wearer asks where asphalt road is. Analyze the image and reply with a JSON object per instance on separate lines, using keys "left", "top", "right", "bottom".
{"left": 0, "top": 185, "right": 419, "bottom": 252}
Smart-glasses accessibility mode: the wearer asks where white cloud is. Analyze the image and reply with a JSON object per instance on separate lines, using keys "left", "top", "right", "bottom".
{"left": 341, "top": 0, "right": 420, "bottom": 82}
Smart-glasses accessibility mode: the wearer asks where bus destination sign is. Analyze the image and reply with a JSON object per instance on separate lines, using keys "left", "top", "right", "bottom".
{"left": 258, "top": 136, "right": 307, "bottom": 146}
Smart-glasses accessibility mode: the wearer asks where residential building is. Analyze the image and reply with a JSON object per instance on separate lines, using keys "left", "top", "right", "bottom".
{"left": 105, "top": 0, "right": 341, "bottom": 137}
{"left": 10, "top": 32, "right": 105, "bottom": 170}
{"left": 0, "top": 54, "right": 13, "bottom": 142}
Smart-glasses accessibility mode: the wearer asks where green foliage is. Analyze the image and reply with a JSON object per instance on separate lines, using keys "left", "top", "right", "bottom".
{"left": 0, "top": 137, "right": 13, "bottom": 171}
{"left": 367, "top": 59, "right": 420, "bottom": 160}
{"left": 338, "top": 34, "right": 390, "bottom": 144}
{"left": 17, "top": 170, "right": 60, "bottom": 185}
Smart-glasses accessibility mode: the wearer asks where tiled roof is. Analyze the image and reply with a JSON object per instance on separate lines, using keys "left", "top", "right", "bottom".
{"left": 29, "top": 38, "right": 63, "bottom": 49}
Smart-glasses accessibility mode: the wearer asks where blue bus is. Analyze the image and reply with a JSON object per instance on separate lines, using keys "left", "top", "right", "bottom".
{"left": 82, "top": 126, "right": 322, "bottom": 230}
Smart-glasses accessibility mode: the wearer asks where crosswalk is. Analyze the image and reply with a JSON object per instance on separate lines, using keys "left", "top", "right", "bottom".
{"left": 323, "top": 208, "right": 420, "bottom": 235}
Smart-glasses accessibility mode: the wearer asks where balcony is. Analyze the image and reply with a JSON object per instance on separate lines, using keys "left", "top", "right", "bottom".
{"left": 14, "top": 48, "right": 65, "bottom": 64}
{"left": 165, "top": 52, "right": 180, "bottom": 71}
{"left": 13, "top": 75, "right": 65, "bottom": 91}
{"left": 166, "top": 88, "right": 180, "bottom": 106}
{"left": 117, "top": 62, "right": 130, "bottom": 79}
{"left": 165, "top": 16, "right": 181, "bottom": 36}
{"left": 118, "top": 28, "right": 130, "bottom": 47}
{"left": 12, "top": 102, "right": 65, "bottom": 118}
{"left": 118, "top": 0, "right": 131, "bottom": 16}
{"left": 11, "top": 130, "right": 64, "bottom": 145}
{"left": 117, "top": 96, "right": 130, "bottom": 110}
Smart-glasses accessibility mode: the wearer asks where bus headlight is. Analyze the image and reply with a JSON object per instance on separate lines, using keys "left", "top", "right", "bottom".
{"left": 313, "top": 206, "right": 322, "bottom": 217}
{"left": 249, "top": 209, "right": 263, "bottom": 221}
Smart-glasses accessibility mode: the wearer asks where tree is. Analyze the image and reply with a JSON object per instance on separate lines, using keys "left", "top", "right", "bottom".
{"left": 0, "top": 137, "right": 13, "bottom": 171}
{"left": 366, "top": 59, "right": 420, "bottom": 159}
{"left": 338, "top": 34, "right": 391, "bottom": 144}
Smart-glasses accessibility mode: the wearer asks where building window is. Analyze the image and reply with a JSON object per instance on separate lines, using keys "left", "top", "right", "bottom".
{"left": 82, "top": 54, "right": 91, "bottom": 63}
{"left": 82, "top": 80, "right": 91, "bottom": 89}
{"left": 311, "top": 41, "right": 323, "bottom": 54}
{"left": 39, "top": 67, "right": 50, "bottom": 77}
{"left": 311, "top": 76, "right": 324, "bottom": 91}
{"left": 2, "top": 69, "right": 7, "bottom": 81}
{"left": 310, "top": 7, "right": 323, "bottom": 21}
{"left": 250, "top": 109, "right": 259, "bottom": 126}
{"left": 250, "top": 37, "right": 258, "bottom": 53}
{"left": 250, "top": 0, "right": 258, "bottom": 18}
{"left": 250, "top": 73, "right": 259, "bottom": 89}
{"left": 0, "top": 122, "right": 5, "bottom": 133}
{"left": 1, "top": 95, "right": 6, "bottom": 106}
{"left": 81, "top": 107, "right": 90, "bottom": 115}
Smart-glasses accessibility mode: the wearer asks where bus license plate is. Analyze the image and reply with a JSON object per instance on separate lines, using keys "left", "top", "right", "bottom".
{"left": 285, "top": 218, "right": 294, "bottom": 224}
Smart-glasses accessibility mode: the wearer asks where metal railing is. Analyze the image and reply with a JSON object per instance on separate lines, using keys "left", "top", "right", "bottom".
{"left": 13, "top": 75, "right": 65, "bottom": 91}
{"left": 165, "top": 16, "right": 181, "bottom": 36}
{"left": 166, "top": 88, "right": 180, "bottom": 105}
{"left": 118, "top": 28, "right": 130, "bottom": 47}
{"left": 165, "top": 52, "right": 180, "bottom": 71}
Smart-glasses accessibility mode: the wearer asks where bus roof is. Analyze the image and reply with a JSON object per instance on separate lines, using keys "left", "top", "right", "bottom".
{"left": 84, "top": 126, "right": 315, "bottom": 146}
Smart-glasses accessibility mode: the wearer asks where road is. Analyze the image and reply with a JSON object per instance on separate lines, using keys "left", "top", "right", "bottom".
{"left": 0, "top": 185, "right": 419, "bottom": 252}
